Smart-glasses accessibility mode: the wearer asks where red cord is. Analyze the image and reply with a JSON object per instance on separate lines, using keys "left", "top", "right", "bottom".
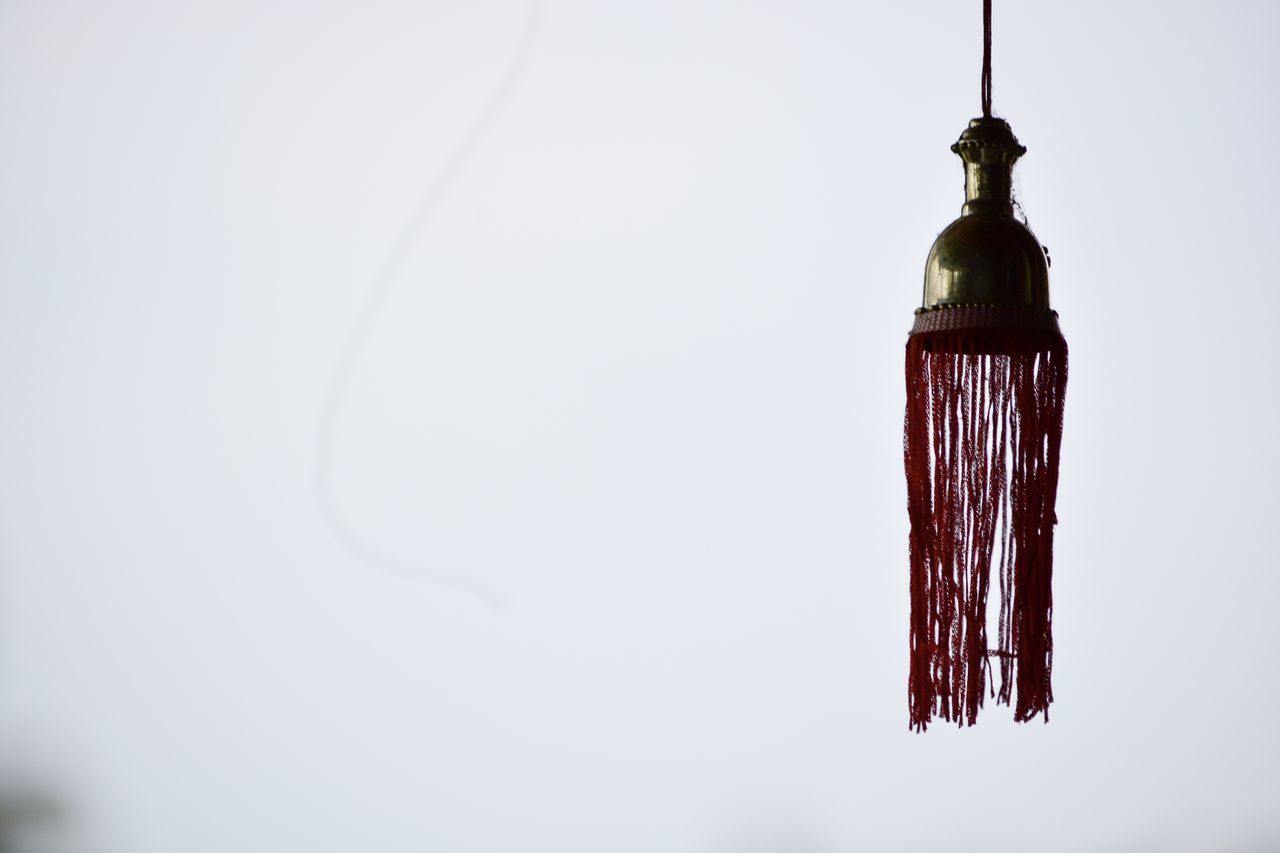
{"left": 981, "top": 0, "right": 993, "bottom": 117}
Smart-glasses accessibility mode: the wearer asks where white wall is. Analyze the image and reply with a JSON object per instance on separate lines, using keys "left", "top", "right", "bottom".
{"left": 1, "top": 1, "right": 1277, "bottom": 851}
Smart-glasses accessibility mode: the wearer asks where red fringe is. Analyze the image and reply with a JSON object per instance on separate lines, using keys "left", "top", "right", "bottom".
{"left": 905, "top": 327, "right": 1067, "bottom": 731}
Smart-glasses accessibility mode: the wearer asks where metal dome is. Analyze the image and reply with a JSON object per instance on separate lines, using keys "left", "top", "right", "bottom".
{"left": 920, "top": 117, "right": 1052, "bottom": 312}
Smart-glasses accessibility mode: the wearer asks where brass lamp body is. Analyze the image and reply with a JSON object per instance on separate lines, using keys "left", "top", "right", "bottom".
{"left": 921, "top": 117, "right": 1050, "bottom": 312}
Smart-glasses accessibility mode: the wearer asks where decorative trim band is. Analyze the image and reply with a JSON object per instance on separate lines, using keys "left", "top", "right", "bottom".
{"left": 910, "top": 304, "right": 1060, "bottom": 335}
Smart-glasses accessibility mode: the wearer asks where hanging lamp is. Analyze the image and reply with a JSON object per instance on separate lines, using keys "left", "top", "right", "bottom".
{"left": 904, "top": 0, "right": 1068, "bottom": 730}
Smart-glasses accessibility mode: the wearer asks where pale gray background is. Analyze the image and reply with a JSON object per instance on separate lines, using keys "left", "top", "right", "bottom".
{"left": 1, "top": 1, "right": 1278, "bottom": 851}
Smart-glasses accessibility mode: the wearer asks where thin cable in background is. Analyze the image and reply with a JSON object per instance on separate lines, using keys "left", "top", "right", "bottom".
{"left": 313, "top": 1, "right": 543, "bottom": 609}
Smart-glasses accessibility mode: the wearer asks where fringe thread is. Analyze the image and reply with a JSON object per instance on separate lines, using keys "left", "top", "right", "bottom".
{"left": 905, "top": 326, "right": 1067, "bottom": 731}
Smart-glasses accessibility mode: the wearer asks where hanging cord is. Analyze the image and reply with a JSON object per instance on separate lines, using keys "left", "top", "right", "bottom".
{"left": 313, "top": 1, "right": 543, "bottom": 610}
{"left": 981, "top": 0, "right": 993, "bottom": 117}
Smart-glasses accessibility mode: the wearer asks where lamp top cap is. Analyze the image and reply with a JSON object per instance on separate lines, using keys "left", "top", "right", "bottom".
{"left": 950, "top": 116, "right": 1026, "bottom": 165}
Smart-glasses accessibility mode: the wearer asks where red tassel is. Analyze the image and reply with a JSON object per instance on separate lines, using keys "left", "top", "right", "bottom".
{"left": 904, "top": 315, "right": 1067, "bottom": 731}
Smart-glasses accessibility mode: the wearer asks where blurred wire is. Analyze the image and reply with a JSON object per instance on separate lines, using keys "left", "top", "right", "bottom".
{"left": 312, "top": 0, "right": 544, "bottom": 609}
